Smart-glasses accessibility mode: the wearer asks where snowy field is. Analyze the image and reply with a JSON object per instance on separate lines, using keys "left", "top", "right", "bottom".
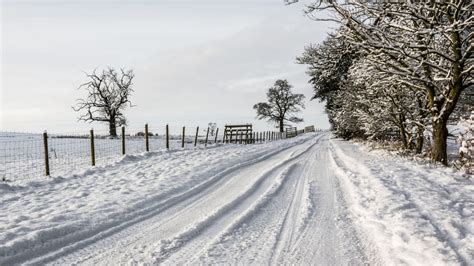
{"left": 0, "top": 132, "right": 472, "bottom": 265}
{"left": 0, "top": 129, "right": 212, "bottom": 183}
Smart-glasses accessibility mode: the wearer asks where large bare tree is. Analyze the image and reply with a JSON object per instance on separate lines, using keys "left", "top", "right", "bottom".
{"left": 73, "top": 67, "right": 135, "bottom": 136}
{"left": 253, "top": 79, "right": 305, "bottom": 132}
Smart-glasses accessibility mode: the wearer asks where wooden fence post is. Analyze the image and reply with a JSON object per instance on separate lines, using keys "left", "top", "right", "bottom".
{"left": 194, "top": 126, "right": 199, "bottom": 147}
{"left": 223, "top": 128, "right": 226, "bottom": 143}
{"left": 215, "top": 128, "right": 219, "bottom": 144}
{"left": 239, "top": 131, "right": 243, "bottom": 144}
{"left": 90, "top": 129, "right": 95, "bottom": 166}
{"left": 166, "top": 124, "right": 170, "bottom": 150}
{"left": 182, "top": 126, "right": 185, "bottom": 148}
{"left": 145, "top": 124, "right": 149, "bottom": 152}
{"left": 121, "top": 126, "right": 126, "bottom": 155}
{"left": 295, "top": 127, "right": 298, "bottom": 136}
{"left": 205, "top": 127, "right": 210, "bottom": 147}
{"left": 43, "top": 131, "right": 50, "bottom": 176}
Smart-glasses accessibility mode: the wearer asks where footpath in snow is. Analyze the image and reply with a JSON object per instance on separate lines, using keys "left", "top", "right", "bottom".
{"left": 0, "top": 132, "right": 472, "bottom": 265}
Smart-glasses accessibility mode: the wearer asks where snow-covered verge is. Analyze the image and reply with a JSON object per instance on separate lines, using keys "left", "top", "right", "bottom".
{"left": 329, "top": 137, "right": 474, "bottom": 265}
{"left": 352, "top": 124, "right": 472, "bottom": 176}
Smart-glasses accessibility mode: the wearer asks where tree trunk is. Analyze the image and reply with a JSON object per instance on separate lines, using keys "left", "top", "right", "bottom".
{"left": 279, "top": 119, "right": 284, "bottom": 133}
{"left": 398, "top": 113, "right": 408, "bottom": 149}
{"left": 432, "top": 121, "right": 448, "bottom": 165}
{"left": 429, "top": 25, "right": 462, "bottom": 165}
{"left": 400, "top": 126, "right": 408, "bottom": 149}
{"left": 415, "top": 125, "right": 424, "bottom": 154}
{"left": 109, "top": 119, "right": 117, "bottom": 137}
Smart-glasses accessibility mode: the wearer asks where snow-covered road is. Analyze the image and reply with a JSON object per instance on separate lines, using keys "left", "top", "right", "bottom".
{"left": 0, "top": 133, "right": 472, "bottom": 265}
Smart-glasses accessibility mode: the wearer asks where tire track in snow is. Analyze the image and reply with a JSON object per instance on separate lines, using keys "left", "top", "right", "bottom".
{"left": 206, "top": 135, "right": 325, "bottom": 263}
{"left": 269, "top": 152, "right": 311, "bottom": 264}
{"left": 188, "top": 133, "right": 367, "bottom": 265}
{"left": 165, "top": 162, "right": 304, "bottom": 264}
{"left": 151, "top": 136, "right": 323, "bottom": 264}
{"left": 187, "top": 156, "right": 310, "bottom": 265}
{"left": 274, "top": 136, "right": 367, "bottom": 265}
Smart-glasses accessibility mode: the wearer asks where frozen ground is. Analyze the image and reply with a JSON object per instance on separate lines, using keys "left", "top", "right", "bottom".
{"left": 0, "top": 133, "right": 472, "bottom": 265}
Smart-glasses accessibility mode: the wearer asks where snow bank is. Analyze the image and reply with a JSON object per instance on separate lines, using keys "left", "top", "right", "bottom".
{"left": 329, "top": 137, "right": 473, "bottom": 265}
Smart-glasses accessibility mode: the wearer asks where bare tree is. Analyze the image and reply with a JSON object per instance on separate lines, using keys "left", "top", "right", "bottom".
{"left": 208, "top": 122, "right": 217, "bottom": 136}
{"left": 254, "top": 79, "right": 305, "bottom": 132}
{"left": 73, "top": 67, "right": 135, "bottom": 137}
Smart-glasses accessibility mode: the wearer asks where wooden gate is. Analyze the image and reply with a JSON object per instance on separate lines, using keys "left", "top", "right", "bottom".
{"left": 286, "top": 127, "right": 297, "bottom": 138}
{"left": 223, "top": 124, "right": 253, "bottom": 144}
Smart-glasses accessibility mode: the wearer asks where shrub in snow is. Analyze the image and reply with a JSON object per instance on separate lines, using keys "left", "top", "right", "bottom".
{"left": 457, "top": 111, "right": 474, "bottom": 175}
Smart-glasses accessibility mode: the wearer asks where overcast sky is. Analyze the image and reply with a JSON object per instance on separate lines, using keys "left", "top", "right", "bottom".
{"left": 1, "top": 0, "right": 334, "bottom": 134}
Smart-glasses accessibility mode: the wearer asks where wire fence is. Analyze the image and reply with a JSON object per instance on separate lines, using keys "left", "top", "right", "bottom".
{"left": 0, "top": 133, "right": 44, "bottom": 180}
{"left": 1, "top": 124, "right": 319, "bottom": 182}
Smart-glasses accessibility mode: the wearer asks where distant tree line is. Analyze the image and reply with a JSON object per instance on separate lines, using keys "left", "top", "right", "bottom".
{"left": 293, "top": 0, "right": 473, "bottom": 165}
